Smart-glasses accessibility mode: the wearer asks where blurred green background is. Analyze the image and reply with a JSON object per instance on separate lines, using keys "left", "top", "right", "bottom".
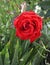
{"left": 0, "top": 0, "right": 50, "bottom": 65}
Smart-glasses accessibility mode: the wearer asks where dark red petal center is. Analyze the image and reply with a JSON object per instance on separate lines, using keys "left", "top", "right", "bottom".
{"left": 21, "top": 21, "right": 30, "bottom": 31}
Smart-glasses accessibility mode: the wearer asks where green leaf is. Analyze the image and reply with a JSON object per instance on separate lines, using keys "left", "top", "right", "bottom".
{"left": 0, "top": 52, "right": 3, "bottom": 65}
{"left": 4, "top": 49, "right": 10, "bottom": 65}
{"left": 38, "top": 1, "right": 50, "bottom": 10}
{"left": 8, "top": 29, "right": 17, "bottom": 63}
{"left": 20, "top": 40, "right": 30, "bottom": 53}
{"left": 26, "top": 61, "right": 32, "bottom": 65}
{"left": 20, "top": 48, "right": 33, "bottom": 65}
{"left": 44, "top": 10, "right": 50, "bottom": 18}
{"left": 32, "top": 48, "right": 45, "bottom": 65}
{"left": 11, "top": 40, "right": 20, "bottom": 65}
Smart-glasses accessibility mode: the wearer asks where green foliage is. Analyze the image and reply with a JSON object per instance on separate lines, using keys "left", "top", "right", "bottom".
{"left": 0, "top": 0, "right": 50, "bottom": 65}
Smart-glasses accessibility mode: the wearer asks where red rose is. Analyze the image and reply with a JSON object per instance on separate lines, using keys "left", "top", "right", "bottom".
{"left": 14, "top": 11, "right": 42, "bottom": 43}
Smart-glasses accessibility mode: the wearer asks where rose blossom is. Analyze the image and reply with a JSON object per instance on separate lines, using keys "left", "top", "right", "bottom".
{"left": 14, "top": 11, "right": 42, "bottom": 43}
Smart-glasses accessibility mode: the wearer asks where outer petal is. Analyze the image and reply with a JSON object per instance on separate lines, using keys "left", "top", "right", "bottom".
{"left": 13, "top": 16, "right": 19, "bottom": 28}
{"left": 30, "top": 32, "right": 41, "bottom": 43}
